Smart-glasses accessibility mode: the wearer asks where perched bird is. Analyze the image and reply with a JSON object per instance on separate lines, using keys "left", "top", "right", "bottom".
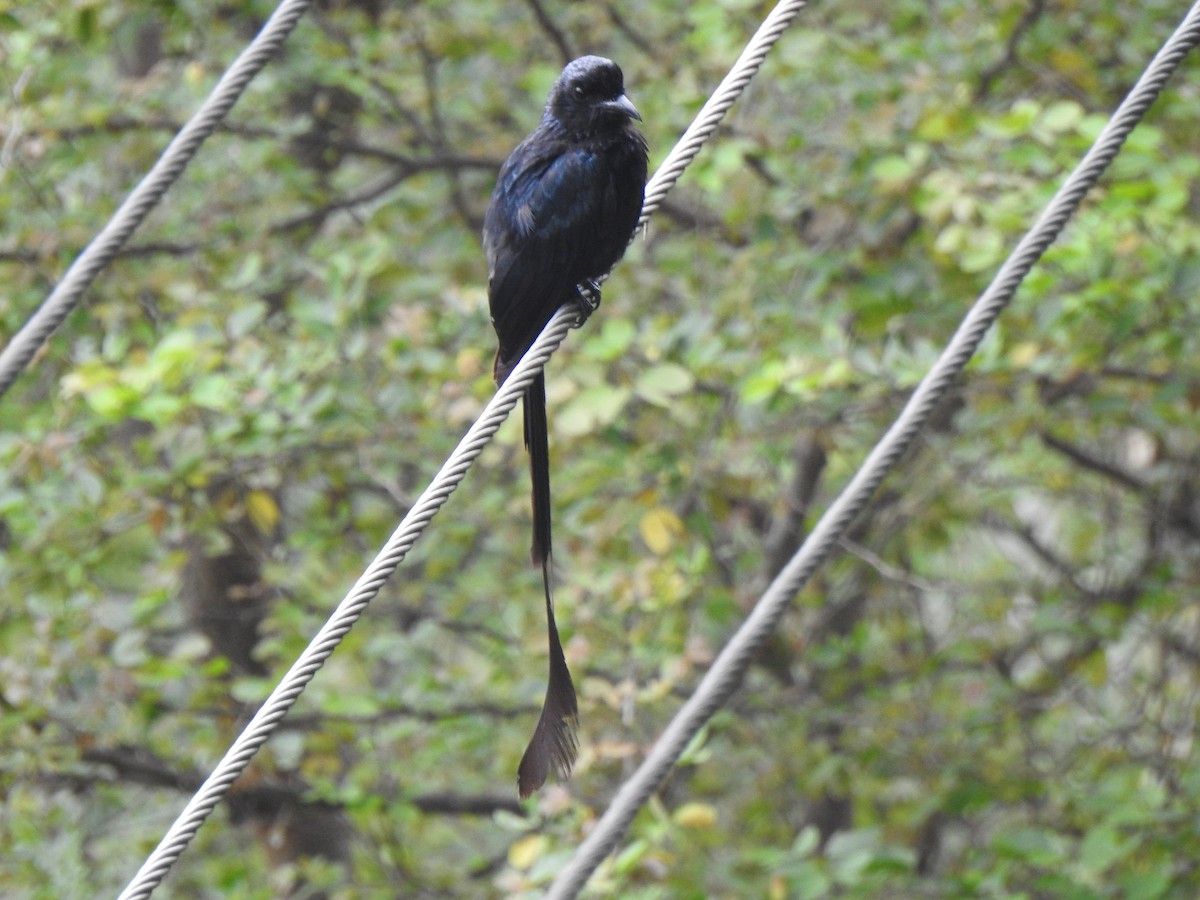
{"left": 483, "top": 55, "right": 648, "bottom": 798}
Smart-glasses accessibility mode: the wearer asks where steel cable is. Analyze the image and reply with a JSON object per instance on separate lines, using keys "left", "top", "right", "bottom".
{"left": 0, "top": 0, "right": 313, "bottom": 400}
{"left": 115, "top": 2, "right": 805, "bottom": 896}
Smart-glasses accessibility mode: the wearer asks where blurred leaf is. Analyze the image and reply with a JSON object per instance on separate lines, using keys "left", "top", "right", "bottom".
{"left": 507, "top": 834, "right": 546, "bottom": 871}
{"left": 557, "top": 384, "right": 631, "bottom": 436}
{"left": 673, "top": 802, "right": 718, "bottom": 830}
{"left": 245, "top": 490, "right": 280, "bottom": 535}
{"left": 634, "top": 362, "right": 695, "bottom": 408}
{"left": 640, "top": 507, "right": 684, "bottom": 556}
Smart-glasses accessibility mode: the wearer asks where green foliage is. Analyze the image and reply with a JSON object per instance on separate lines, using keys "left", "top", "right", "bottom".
{"left": 3, "top": 0, "right": 1200, "bottom": 896}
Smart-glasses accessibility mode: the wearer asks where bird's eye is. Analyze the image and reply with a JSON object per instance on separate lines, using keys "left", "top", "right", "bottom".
{"left": 572, "top": 85, "right": 586, "bottom": 99}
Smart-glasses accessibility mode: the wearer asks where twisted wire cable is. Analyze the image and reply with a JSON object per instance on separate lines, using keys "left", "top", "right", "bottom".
{"left": 545, "top": 5, "right": 1200, "bottom": 897}
{"left": 116, "top": 3, "right": 805, "bottom": 896}
{"left": 0, "top": 0, "right": 313, "bottom": 400}
{"left": 116, "top": 308, "right": 573, "bottom": 900}
{"left": 581, "top": 0, "right": 805, "bottom": 307}
{"left": 638, "top": 0, "right": 805, "bottom": 226}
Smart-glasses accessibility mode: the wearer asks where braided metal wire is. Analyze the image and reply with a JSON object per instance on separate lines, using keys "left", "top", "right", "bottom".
{"left": 639, "top": 0, "right": 805, "bottom": 226}
{"left": 116, "top": 309, "right": 573, "bottom": 900}
{"left": 115, "top": 3, "right": 805, "bottom": 896}
{"left": 545, "top": 5, "right": 1200, "bottom": 897}
{"left": 578, "top": 0, "right": 805, "bottom": 310}
{"left": 0, "top": 0, "right": 313, "bottom": 401}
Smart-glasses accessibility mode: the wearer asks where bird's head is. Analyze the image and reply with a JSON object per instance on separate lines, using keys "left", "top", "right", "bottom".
{"left": 547, "top": 55, "right": 642, "bottom": 138}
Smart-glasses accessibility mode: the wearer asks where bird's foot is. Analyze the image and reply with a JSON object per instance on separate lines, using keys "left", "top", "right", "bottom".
{"left": 571, "top": 280, "right": 602, "bottom": 326}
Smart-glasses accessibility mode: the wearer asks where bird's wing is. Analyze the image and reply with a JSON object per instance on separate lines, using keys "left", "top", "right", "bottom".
{"left": 485, "top": 139, "right": 610, "bottom": 370}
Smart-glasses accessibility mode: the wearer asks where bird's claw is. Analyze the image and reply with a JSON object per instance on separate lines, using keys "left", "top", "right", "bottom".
{"left": 571, "top": 280, "right": 602, "bottom": 327}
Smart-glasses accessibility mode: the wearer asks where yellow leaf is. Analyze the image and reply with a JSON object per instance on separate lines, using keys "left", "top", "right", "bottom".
{"left": 507, "top": 834, "right": 547, "bottom": 870}
{"left": 245, "top": 490, "right": 280, "bottom": 535}
{"left": 1009, "top": 341, "right": 1040, "bottom": 367}
{"left": 673, "top": 802, "right": 718, "bottom": 830}
{"left": 640, "top": 507, "right": 684, "bottom": 556}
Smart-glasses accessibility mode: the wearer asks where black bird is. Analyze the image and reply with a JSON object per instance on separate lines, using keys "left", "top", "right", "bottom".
{"left": 483, "top": 56, "right": 648, "bottom": 798}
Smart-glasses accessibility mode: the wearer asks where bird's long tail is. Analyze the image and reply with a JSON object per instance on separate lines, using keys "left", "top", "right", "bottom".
{"left": 517, "top": 372, "right": 579, "bottom": 798}
{"left": 526, "top": 371, "right": 553, "bottom": 567}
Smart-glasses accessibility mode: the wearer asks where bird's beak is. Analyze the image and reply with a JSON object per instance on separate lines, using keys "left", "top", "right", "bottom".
{"left": 606, "top": 93, "right": 642, "bottom": 122}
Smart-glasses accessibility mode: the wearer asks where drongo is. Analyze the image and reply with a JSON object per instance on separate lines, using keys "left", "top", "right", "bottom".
{"left": 483, "top": 55, "right": 648, "bottom": 798}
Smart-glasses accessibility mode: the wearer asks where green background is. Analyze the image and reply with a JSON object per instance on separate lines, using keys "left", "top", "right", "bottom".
{"left": 2, "top": 0, "right": 1200, "bottom": 896}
